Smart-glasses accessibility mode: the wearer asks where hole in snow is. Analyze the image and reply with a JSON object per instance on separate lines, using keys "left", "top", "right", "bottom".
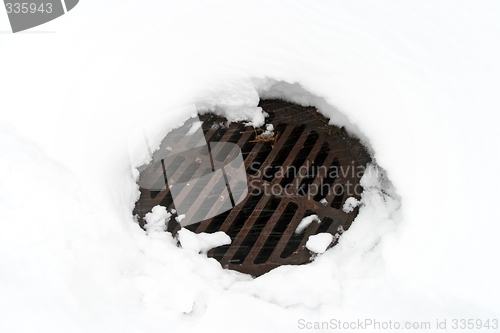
{"left": 134, "top": 99, "right": 372, "bottom": 276}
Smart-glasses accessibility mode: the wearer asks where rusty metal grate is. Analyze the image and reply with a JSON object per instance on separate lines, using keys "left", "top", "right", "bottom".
{"left": 134, "top": 99, "right": 371, "bottom": 276}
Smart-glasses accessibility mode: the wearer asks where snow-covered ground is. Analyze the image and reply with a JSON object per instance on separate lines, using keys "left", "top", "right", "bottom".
{"left": 1, "top": 1, "right": 499, "bottom": 332}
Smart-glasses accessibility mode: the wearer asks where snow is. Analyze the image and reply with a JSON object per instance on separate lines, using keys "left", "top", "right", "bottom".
{"left": 306, "top": 233, "right": 334, "bottom": 254}
{"left": 177, "top": 228, "right": 231, "bottom": 255}
{"left": 187, "top": 121, "right": 204, "bottom": 135}
{"left": 1, "top": 1, "right": 500, "bottom": 332}
{"left": 259, "top": 124, "right": 275, "bottom": 140}
{"left": 295, "top": 214, "right": 320, "bottom": 234}
{"left": 343, "top": 197, "right": 360, "bottom": 213}
{"left": 175, "top": 214, "right": 186, "bottom": 223}
{"left": 144, "top": 205, "right": 171, "bottom": 233}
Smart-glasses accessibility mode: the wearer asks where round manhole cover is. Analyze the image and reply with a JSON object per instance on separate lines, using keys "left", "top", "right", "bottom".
{"left": 134, "top": 99, "right": 371, "bottom": 276}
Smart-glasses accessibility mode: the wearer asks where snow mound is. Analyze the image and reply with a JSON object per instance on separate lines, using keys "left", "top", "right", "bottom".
{"left": 196, "top": 79, "right": 267, "bottom": 127}
{"left": 144, "top": 205, "right": 171, "bottom": 233}
{"left": 295, "top": 214, "right": 320, "bottom": 234}
{"left": 306, "top": 233, "right": 334, "bottom": 254}
{"left": 178, "top": 228, "right": 231, "bottom": 254}
{"left": 259, "top": 124, "right": 275, "bottom": 140}
{"left": 343, "top": 197, "right": 360, "bottom": 213}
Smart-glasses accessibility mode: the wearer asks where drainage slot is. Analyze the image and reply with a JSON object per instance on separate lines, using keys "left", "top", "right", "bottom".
{"left": 229, "top": 124, "right": 246, "bottom": 143}
{"left": 313, "top": 156, "right": 338, "bottom": 202}
{"left": 212, "top": 193, "right": 264, "bottom": 260}
{"left": 317, "top": 217, "right": 334, "bottom": 233}
{"left": 186, "top": 130, "right": 204, "bottom": 150}
{"left": 189, "top": 169, "right": 229, "bottom": 224}
{"left": 174, "top": 167, "right": 213, "bottom": 219}
{"left": 215, "top": 125, "right": 245, "bottom": 162}
{"left": 246, "top": 123, "right": 288, "bottom": 176}
{"left": 227, "top": 194, "right": 263, "bottom": 238}
{"left": 331, "top": 184, "right": 344, "bottom": 209}
{"left": 159, "top": 189, "right": 174, "bottom": 209}
{"left": 280, "top": 210, "right": 316, "bottom": 258}
{"left": 254, "top": 202, "right": 298, "bottom": 264}
{"left": 240, "top": 131, "right": 257, "bottom": 161}
{"left": 162, "top": 155, "right": 185, "bottom": 180}
{"left": 149, "top": 155, "right": 185, "bottom": 199}
{"left": 201, "top": 116, "right": 217, "bottom": 132}
{"left": 165, "top": 154, "right": 186, "bottom": 170}
{"left": 185, "top": 222, "right": 200, "bottom": 232}
{"left": 280, "top": 129, "right": 317, "bottom": 187}
{"left": 231, "top": 196, "right": 281, "bottom": 264}
{"left": 297, "top": 140, "right": 329, "bottom": 198}
{"left": 246, "top": 144, "right": 272, "bottom": 175}
{"left": 176, "top": 161, "right": 201, "bottom": 184}
{"left": 208, "top": 127, "right": 227, "bottom": 142}
{"left": 150, "top": 176, "right": 166, "bottom": 199}
{"left": 205, "top": 209, "right": 232, "bottom": 233}
{"left": 262, "top": 124, "right": 305, "bottom": 182}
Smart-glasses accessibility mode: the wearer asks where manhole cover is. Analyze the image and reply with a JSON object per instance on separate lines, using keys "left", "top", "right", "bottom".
{"left": 134, "top": 99, "right": 371, "bottom": 276}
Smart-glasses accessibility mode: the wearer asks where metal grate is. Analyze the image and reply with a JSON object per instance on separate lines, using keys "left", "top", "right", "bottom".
{"left": 134, "top": 99, "right": 371, "bottom": 276}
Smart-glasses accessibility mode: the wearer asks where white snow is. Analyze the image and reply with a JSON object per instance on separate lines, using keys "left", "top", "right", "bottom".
{"left": 144, "top": 205, "right": 171, "bottom": 233}
{"left": 295, "top": 214, "right": 320, "bottom": 234}
{"left": 306, "top": 233, "right": 334, "bottom": 254}
{"left": 259, "top": 123, "right": 275, "bottom": 140}
{"left": 175, "top": 214, "right": 186, "bottom": 223}
{"left": 177, "top": 228, "right": 231, "bottom": 255}
{"left": 1, "top": 1, "right": 500, "bottom": 332}
{"left": 343, "top": 197, "right": 360, "bottom": 213}
{"left": 187, "top": 121, "right": 203, "bottom": 135}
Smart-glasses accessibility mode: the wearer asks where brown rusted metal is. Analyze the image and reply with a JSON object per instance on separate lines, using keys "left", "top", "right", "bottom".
{"left": 133, "top": 99, "right": 371, "bottom": 276}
